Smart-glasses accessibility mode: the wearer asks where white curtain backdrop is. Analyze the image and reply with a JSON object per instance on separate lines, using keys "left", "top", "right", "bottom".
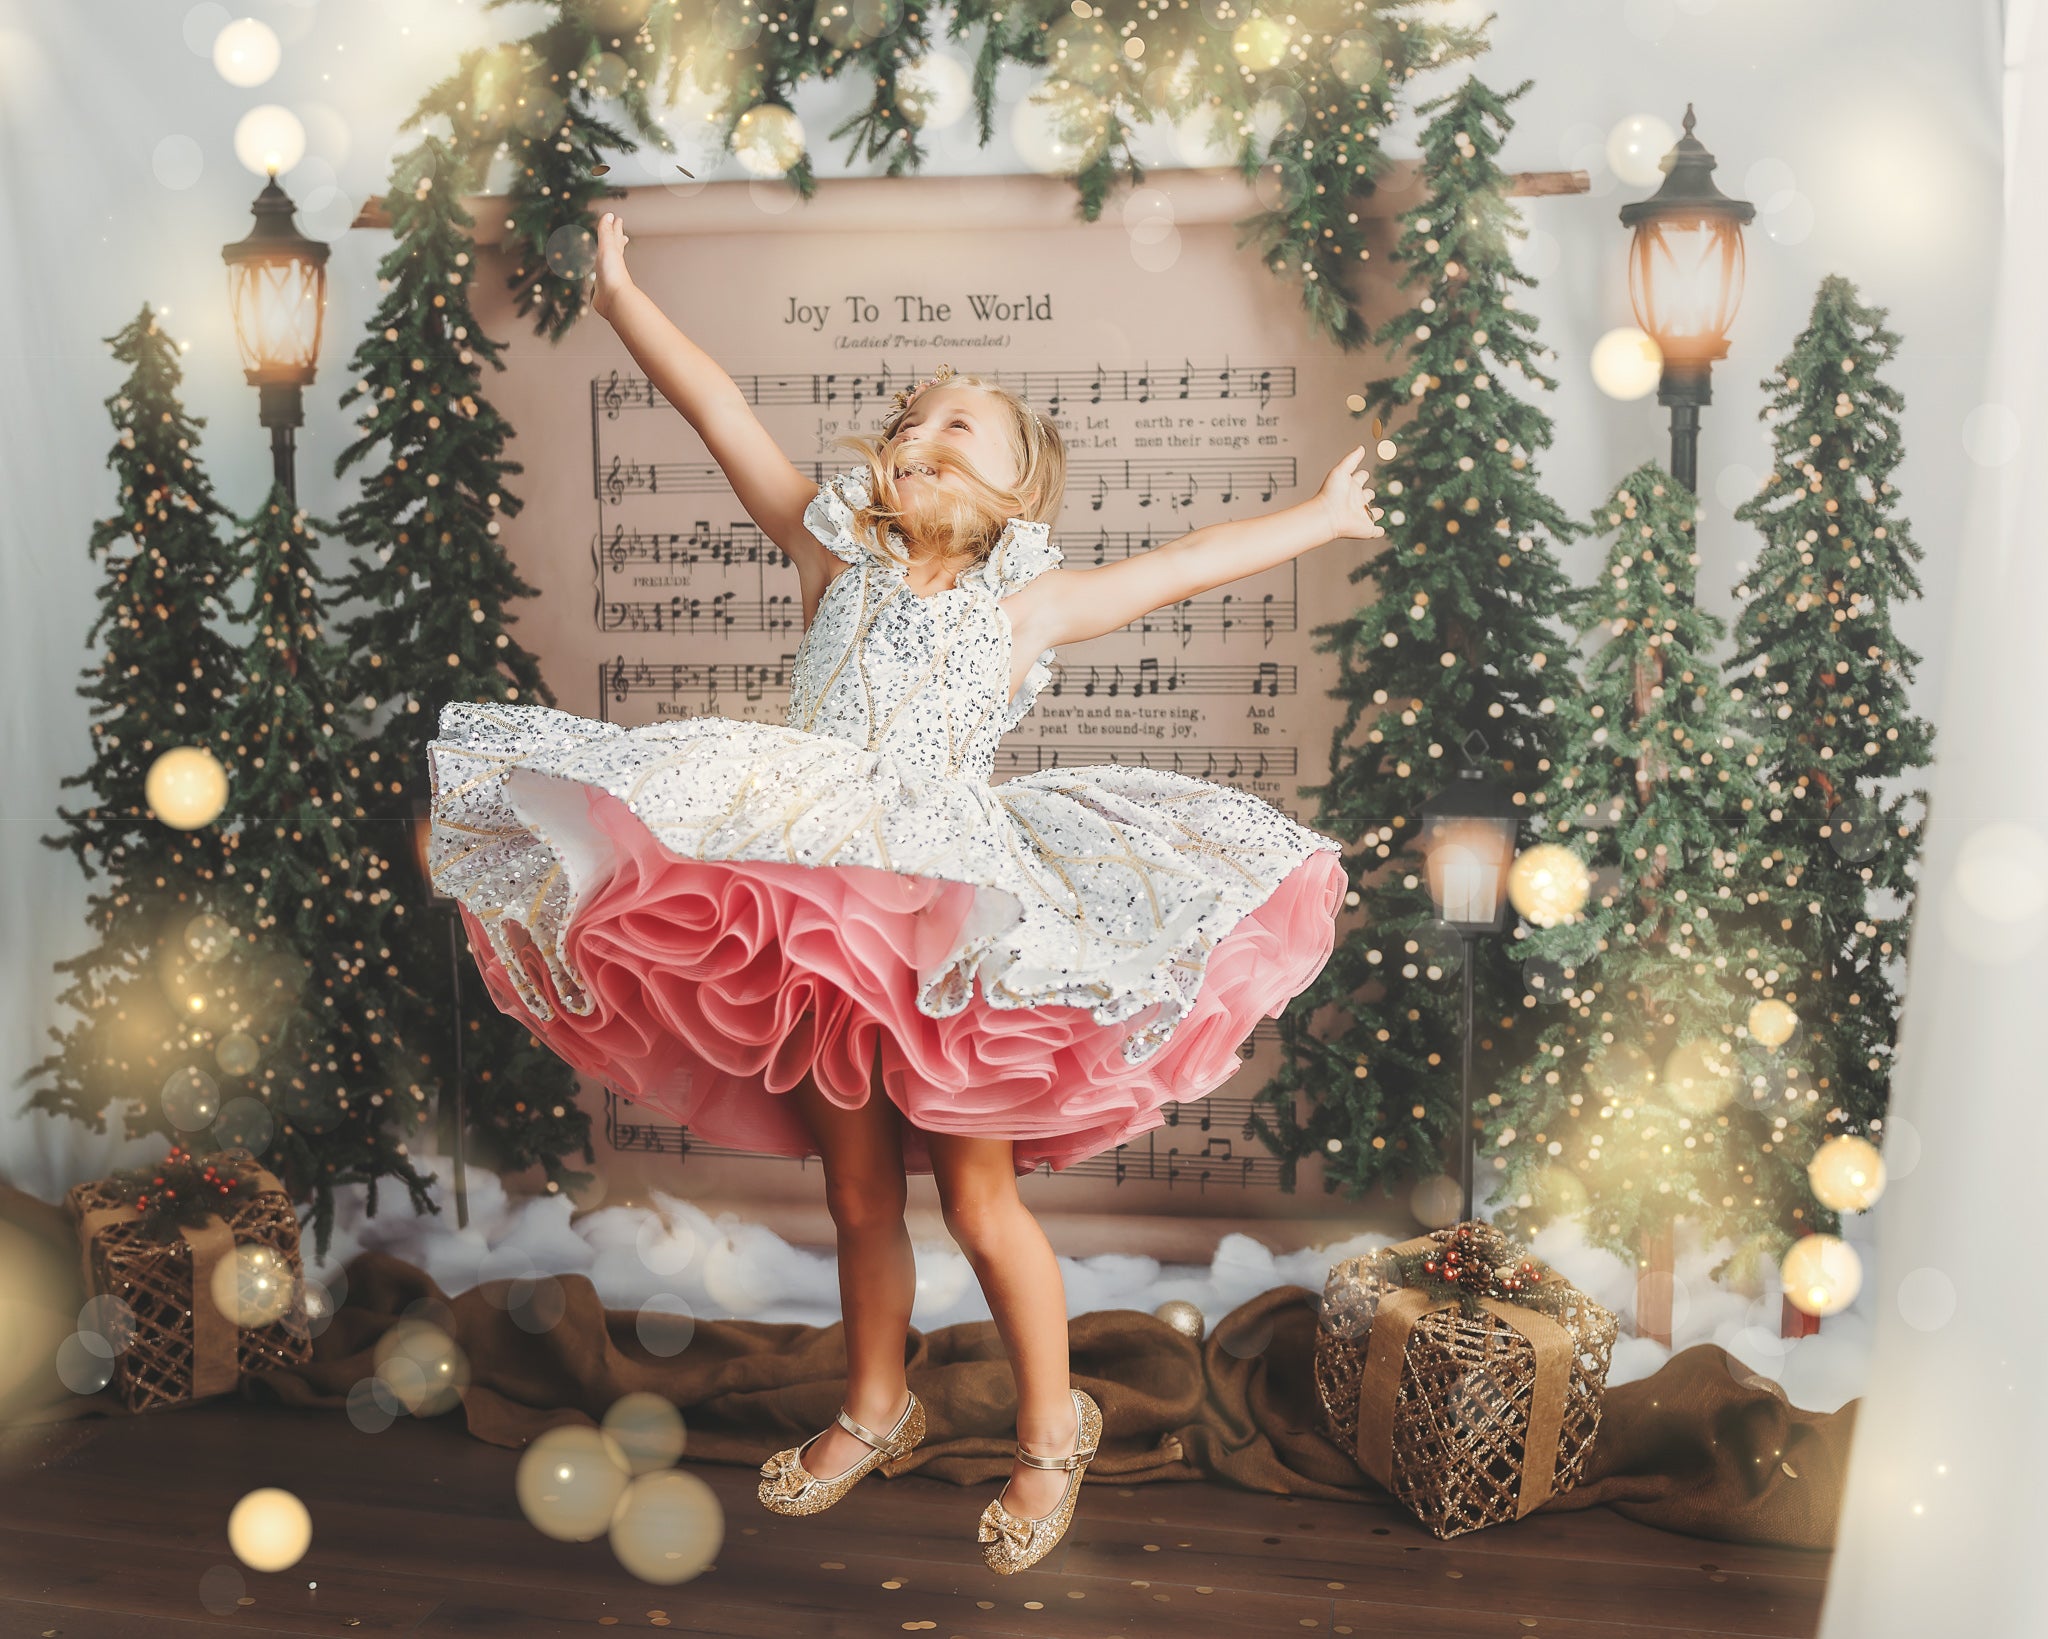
{"left": 1818, "top": 3, "right": 2048, "bottom": 1631}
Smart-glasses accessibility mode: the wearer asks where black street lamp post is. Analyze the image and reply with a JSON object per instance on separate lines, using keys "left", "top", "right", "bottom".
{"left": 222, "top": 174, "right": 330, "bottom": 503}
{"left": 1618, "top": 106, "right": 1756, "bottom": 493}
{"left": 1418, "top": 763, "right": 1521, "bottom": 1222}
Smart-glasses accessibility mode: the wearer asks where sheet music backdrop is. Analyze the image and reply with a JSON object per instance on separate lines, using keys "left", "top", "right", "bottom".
{"left": 466, "top": 169, "right": 1399, "bottom": 1221}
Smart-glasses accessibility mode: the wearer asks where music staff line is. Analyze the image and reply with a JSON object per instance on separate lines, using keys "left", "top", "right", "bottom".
{"left": 599, "top": 655, "right": 1298, "bottom": 706}
{"left": 993, "top": 744, "right": 1296, "bottom": 779}
{"left": 594, "top": 587, "right": 1299, "bottom": 646}
{"left": 593, "top": 357, "right": 1300, "bottom": 423}
{"left": 589, "top": 520, "right": 1285, "bottom": 576}
{"left": 598, "top": 454, "right": 1299, "bottom": 512}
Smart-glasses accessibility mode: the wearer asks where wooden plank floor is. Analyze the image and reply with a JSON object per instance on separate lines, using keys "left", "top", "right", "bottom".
{"left": 0, "top": 1403, "right": 1831, "bottom": 1637}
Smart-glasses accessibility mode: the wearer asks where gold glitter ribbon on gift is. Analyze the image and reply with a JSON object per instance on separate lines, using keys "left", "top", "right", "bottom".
{"left": 75, "top": 1165, "right": 286, "bottom": 1400}
{"left": 1352, "top": 1232, "right": 1574, "bottom": 1520}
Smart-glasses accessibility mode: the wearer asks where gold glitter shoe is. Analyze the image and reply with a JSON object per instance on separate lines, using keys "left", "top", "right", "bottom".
{"left": 757, "top": 1390, "right": 925, "bottom": 1517}
{"left": 976, "top": 1388, "right": 1102, "bottom": 1575}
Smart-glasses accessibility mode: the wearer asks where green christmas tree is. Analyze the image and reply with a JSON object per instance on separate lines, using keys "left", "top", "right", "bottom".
{"left": 1487, "top": 465, "right": 1824, "bottom": 1262}
{"left": 23, "top": 306, "right": 248, "bottom": 1140}
{"left": 217, "top": 488, "right": 442, "bottom": 1258}
{"left": 1728, "top": 275, "right": 1933, "bottom": 1147}
{"left": 329, "top": 135, "right": 593, "bottom": 1196}
{"left": 1251, "top": 77, "right": 1579, "bottom": 1194}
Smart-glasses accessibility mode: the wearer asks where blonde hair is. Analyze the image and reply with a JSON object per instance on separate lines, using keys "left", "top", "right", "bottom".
{"left": 827, "top": 370, "right": 1066, "bottom": 570}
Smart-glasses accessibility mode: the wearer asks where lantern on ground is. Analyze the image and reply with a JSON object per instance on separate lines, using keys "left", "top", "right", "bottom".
{"left": 1419, "top": 761, "right": 1521, "bottom": 1219}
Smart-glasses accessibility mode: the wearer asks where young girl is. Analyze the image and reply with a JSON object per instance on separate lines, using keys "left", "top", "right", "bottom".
{"left": 425, "top": 211, "right": 1380, "bottom": 1574}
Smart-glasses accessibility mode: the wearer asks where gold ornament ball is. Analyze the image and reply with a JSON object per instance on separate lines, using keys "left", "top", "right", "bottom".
{"left": 608, "top": 1468, "right": 724, "bottom": 1584}
{"left": 226, "top": 1487, "right": 312, "bottom": 1572}
{"left": 1780, "top": 1234, "right": 1862, "bottom": 1317}
{"left": 516, "top": 1425, "right": 632, "bottom": 1542}
{"left": 1153, "top": 1298, "right": 1206, "bottom": 1341}
{"left": 144, "top": 746, "right": 229, "bottom": 830}
{"left": 1748, "top": 998, "right": 1799, "bottom": 1049}
{"left": 1808, "top": 1135, "right": 1887, "bottom": 1214}
{"left": 732, "top": 103, "right": 804, "bottom": 177}
{"left": 1507, "top": 844, "right": 1591, "bottom": 927}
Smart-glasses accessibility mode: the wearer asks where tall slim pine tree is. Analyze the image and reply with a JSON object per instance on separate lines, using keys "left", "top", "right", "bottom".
{"left": 220, "top": 488, "right": 441, "bottom": 1257}
{"left": 1728, "top": 276, "right": 1933, "bottom": 1147}
{"left": 1253, "top": 78, "right": 1578, "bottom": 1193}
{"left": 1488, "top": 466, "right": 1824, "bottom": 1261}
{"left": 329, "top": 135, "right": 592, "bottom": 1192}
{"left": 24, "top": 306, "right": 247, "bottom": 1137}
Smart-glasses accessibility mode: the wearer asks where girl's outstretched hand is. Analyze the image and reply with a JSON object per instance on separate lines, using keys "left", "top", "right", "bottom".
{"left": 593, "top": 211, "right": 634, "bottom": 321}
{"left": 1317, "top": 445, "right": 1385, "bottom": 542}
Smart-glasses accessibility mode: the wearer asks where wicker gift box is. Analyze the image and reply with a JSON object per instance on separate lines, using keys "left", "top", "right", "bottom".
{"left": 65, "top": 1156, "right": 314, "bottom": 1414}
{"left": 1313, "top": 1220, "right": 1619, "bottom": 1538}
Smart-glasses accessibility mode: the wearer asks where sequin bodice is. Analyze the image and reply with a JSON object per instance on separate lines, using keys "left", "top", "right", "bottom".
{"left": 785, "top": 468, "right": 1062, "bottom": 784}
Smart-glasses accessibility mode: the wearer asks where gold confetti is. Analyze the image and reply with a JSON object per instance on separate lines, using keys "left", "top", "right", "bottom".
{"left": 1446, "top": 1569, "right": 1464, "bottom": 1579}
{"left": 592, "top": 164, "right": 611, "bottom": 174}
{"left": 677, "top": 164, "right": 695, "bottom": 177}
{"left": 820, "top": 1561, "right": 845, "bottom": 1570}
{"left": 1142, "top": 1542, "right": 1160, "bottom": 1552}
{"left": 977, "top": 1600, "right": 996, "bottom": 1609}
{"left": 881, "top": 1578, "right": 904, "bottom": 1588}
{"left": 1024, "top": 1602, "right": 1044, "bottom": 1610}
{"left": 1372, "top": 416, "right": 1384, "bottom": 441}
{"left": 1782, "top": 1461, "right": 1800, "bottom": 1479}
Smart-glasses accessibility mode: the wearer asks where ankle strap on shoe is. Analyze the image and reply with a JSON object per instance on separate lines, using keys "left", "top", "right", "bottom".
{"left": 1014, "top": 1444, "right": 1094, "bottom": 1471}
{"left": 836, "top": 1397, "right": 908, "bottom": 1453}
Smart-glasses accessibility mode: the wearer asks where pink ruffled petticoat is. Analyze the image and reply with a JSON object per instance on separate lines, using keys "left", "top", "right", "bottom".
{"left": 461, "top": 785, "right": 1345, "bottom": 1175}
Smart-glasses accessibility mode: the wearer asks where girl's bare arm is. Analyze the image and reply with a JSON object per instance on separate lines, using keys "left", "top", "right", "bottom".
{"left": 592, "top": 214, "right": 828, "bottom": 572}
{"left": 1006, "top": 446, "right": 1383, "bottom": 655}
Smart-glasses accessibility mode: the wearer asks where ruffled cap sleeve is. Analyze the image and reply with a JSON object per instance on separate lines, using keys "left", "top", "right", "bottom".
{"left": 961, "top": 518, "right": 1061, "bottom": 599}
{"left": 803, "top": 467, "right": 878, "bottom": 565}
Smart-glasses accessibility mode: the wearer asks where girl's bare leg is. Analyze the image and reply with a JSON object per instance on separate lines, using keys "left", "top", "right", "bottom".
{"left": 789, "top": 1069, "right": 917, "bottom": 1479}
{"left": 926, "top": 1132, "right": 1078, "bottom": 1520}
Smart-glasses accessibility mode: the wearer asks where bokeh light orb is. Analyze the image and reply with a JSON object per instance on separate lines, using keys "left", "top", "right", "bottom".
{"left": 609, "top": 1469, "right": 724, "bottom": 1584}
{"left": 161, "top": 1065, "right": 222, "bottom": 1131}
{"left": 1747, "top": 998, "right": 1799, "bottom": 1049}
{"left": 1606, "top": 114, "right": 1676, "bottom": 187}
{"left": 1507, "top": 844, "right": 1591, "bottom": 927}
{"left": 603, "top": 1391, "right": 689, "bottom": 1474}
{"left": 233, "top": 105, "right": 307, "bottom": 178}
{"left": 373, "top": 1318, "right": 471, "bottom": 1417}
{"left": 1661, "top": 1038, "right": 1739, "bottom": 1116}
{"left": 184, "top": 912, "right": 235, "bottom": 963}
{"left": 210, "top": 1244, "right": 296, "bottom": 1329}
{"left": 1591, "top": 327, "right": 1664, "bottom": 400}
{"left": 145, "top": 747, "right": 229, "bottom": 830}
{"left": 213, "top": 1095, "right": 277, "bottom": 1155}
{"left": 517, "top": 1425, "right": 632, "bottom": 1542}
{"left": 900, "top": 50, "right": 972, "bottom": 131}
{"left": 732, "top": 103, "right": 805, "bottom": 177}
{"left": 227, "top": 1487, "right": 312, "bottom": 1572}
{"left": 215, "top": 1031, "right": 261, "bottom": 1077}
{"left": 213, "top": 18, "right": 282, "bottom": 88}
{"left": 1230, "top": 18, "right": 1289, "bottom": 72}
{"left": 1781, "top": 1234, "right": 1862, "bottom": 1317}
{"left": 1808, "top": 1135, "right": 1887, "bottom": 1214}
{"left": 1409, "top": 1172, "right": 1463, "bottom": 1229}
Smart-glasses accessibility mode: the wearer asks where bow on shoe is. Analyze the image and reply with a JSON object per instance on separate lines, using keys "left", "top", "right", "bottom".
{"left": 759, "top": 1448, "right": 815, "bottom": 1501}
{"left": 977, "top": 1502, "right": 1035, "bottom": 1554}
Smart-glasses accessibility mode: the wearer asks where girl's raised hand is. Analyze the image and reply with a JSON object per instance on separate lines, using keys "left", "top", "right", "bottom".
{"left": 1317, "top": 445, "right": 1385, "bottom": 542}
{"left": 593, "top": 211, "right": 634, "bottom": 321}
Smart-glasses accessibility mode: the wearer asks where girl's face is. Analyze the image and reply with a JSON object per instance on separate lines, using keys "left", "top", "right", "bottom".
{"left": 889, "top": 385, "right": 1022, "bottom": 494}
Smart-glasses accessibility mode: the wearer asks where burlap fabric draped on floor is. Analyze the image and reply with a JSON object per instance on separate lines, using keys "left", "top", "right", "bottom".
{"left": 4, "top": 1185, "right": 1850, "bottom": 1549}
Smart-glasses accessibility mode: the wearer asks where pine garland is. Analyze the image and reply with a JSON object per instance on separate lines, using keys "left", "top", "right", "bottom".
{"left": 1380, "top": 1221, "right": 1565, "bottom": 1320}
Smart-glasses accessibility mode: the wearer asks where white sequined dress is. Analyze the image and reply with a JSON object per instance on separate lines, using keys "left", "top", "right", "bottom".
{"left": 426, "top": 467, "right": 1344, "bottom": 1173}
